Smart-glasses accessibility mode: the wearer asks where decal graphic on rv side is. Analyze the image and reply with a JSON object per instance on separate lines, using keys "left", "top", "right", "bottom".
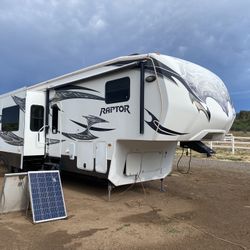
{"left": 12, "top": 96, "right": 26, "bottom": 112}
{"left": 145, "top": 109, "right": 187, "bottom": 136}
{"left": 62, "top": 115, "right": 114, "bottom": 141}
{"left": 148, "top": 59, "right": 232, "bottom": 119}
{"left": 100, "top": 105, "right": 130, "bottom": 116}
{"left": 51, "top": 89, "right": 105, "bottom": 102}
{"left": 144, "top": 60, "right": 211, "bottom": 121}
{"left": 46, "top": 138, "right": 65, "bottom": 145}
{"left": 55, "top": 85, "right": 100, "bottom": 92}
{"left": 0, "top": 131, "right": 24, "bottom": 146}
{"left": 0, "top": 95, "right": 25, "bottom": 146}
{"left": 110, "top": 59, "right": 231, "bottom": 120}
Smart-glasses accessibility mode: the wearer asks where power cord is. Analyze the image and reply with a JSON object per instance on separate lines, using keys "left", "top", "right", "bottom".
{"left": 177, "top": 148, "right": 192, "bottom": 174}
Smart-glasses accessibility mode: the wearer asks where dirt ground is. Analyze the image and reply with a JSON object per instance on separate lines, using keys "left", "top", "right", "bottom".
{"left": 0, "top": 158, "right": 250, "bottom": 250}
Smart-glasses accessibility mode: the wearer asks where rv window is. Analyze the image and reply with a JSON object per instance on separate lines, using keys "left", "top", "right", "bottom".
{"left": 30, "top": 105, "right": 44, "bottom": 132}
{"left": 52, "top": 104, "right": 59, "bottom": 134}
{"left": 105, "top": 77, "right": 130, "bottom": 104}
{"left": 2, "top": 105, "right": 20, "bottom": 131}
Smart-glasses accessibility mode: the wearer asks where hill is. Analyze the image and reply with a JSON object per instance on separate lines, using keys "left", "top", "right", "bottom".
{"left": 231, "top": 110, "right": 250, "bottom": 132}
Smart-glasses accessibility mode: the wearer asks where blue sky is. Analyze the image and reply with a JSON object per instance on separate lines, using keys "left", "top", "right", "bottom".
{"left": 0, "top": 0, "right": 249, "bottom": 112}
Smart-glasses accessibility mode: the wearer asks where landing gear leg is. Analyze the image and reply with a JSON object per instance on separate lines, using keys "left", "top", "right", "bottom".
{"left": 108, "top": 182, "right": 113, "bottom": 201}
{"left": 160, "top": 178, "right": 166, "bottom": 192}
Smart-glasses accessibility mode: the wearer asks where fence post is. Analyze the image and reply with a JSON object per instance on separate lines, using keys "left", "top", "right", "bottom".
{"left": 210, "top": 141, "right": 213, "bottom": 149}
{"left": 232, "top": 135, "right": 235, "bottom": 154}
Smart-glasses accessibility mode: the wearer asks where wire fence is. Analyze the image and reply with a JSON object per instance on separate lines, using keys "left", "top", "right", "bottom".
{"left": 207, "top": 134, "right": 250, "bottom": 154}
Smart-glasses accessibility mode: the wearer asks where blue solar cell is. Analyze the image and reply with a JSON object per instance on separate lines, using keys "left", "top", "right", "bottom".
{"left": 28, "top": 170, "right": 67, "bottom": 223}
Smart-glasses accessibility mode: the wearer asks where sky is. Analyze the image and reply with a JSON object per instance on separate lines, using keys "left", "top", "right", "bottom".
{"left": 0, "top": 0, "right": 249, "bottom": 112}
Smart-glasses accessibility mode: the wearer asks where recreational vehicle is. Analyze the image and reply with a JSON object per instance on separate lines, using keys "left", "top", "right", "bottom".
{"left": 0, "top": 53, "right": 235, "bottom": 187}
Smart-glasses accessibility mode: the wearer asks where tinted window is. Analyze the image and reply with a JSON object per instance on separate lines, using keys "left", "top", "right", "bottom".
{"left": 30, "top": 105, "right": 44, "bottom": 131}
{"left": 2, "top": 105, "right": 20, "bottom": 131}
{"left": 105, "top": 77, "right": 130, "bottom": 104}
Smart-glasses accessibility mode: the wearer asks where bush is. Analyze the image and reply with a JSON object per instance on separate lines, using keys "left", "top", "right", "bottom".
{"left": 231, "top": 111, "right": 250, "bottom": 132}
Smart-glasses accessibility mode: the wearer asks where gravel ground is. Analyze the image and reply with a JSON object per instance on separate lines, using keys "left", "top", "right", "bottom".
{"left": 0, "top": 157, "right": 249, "bottom": 250}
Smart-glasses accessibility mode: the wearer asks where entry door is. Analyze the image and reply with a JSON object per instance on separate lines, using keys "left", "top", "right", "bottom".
{"left": 23, "top": 91, "right": 46, "bottom": 156}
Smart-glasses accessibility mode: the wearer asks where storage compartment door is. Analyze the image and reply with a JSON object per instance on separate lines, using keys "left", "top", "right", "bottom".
{"left": 95, "top": 142, "right": 107, "bottom": 174}
{"left": 141, "top": 152, "right": 163, "bottom": 173}
{"left": 77, "top": 142, "right": 94, "bottom": 171}
{"left": 125, "top": 153, "right": 142, "bottom": 176}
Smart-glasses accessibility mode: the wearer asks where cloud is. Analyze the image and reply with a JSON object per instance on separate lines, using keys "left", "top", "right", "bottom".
{"left": 0, "top": 0, "right": 250, "bottom": 111}
{"left": 89, "top": 15, "right": 107, "bottom": 31}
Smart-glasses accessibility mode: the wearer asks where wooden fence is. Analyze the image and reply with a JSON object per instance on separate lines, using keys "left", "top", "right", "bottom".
{"left": 207, "top": 134, "right": 250, "bottom": 154}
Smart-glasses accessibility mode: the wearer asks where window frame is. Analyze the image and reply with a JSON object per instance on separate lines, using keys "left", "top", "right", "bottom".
{"left": 105, "top": 77, "right": 130, "bottom": 104}
{"left": 2, "top": 105, "right": 20, "bottom": 132}
{"left": 30, "top": 105, "right": 45, "bottom": 132}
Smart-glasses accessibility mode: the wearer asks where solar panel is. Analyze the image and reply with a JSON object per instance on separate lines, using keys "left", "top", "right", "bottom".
{"left": 28, "top": 170, "right": 67, "bottom": 223}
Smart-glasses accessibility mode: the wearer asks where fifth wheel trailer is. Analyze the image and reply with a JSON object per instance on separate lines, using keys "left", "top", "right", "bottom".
{"left": 0, "top": 53, "right": 235, "bottom": 186}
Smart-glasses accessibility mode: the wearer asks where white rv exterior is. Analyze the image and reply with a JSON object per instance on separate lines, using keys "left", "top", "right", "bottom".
{"left": 0, "top": 53, "right": 235, "bottom": 186}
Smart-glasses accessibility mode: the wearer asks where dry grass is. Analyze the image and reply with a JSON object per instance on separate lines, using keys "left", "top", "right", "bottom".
{"left": 176, "top": 132, "right": 250, "bottom": 162}
{"left": 176, "top": 147, "right": 250, "bottom": 162}
{"left": 230, "top": 131, "right": 250, "bottom": 137}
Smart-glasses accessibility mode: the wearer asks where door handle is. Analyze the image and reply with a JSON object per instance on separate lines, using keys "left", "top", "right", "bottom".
{"left": 38, "top": 125, "right": 49, "bottom": 142}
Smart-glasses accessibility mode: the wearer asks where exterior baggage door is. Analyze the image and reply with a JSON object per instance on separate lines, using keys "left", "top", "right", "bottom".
{"left": 23, "top": 91, "right": 46, "bottom": 156}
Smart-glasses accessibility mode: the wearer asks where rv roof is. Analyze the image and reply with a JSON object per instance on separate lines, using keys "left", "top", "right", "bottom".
{"left": 28, "top": 53, "right": 153, "bottom": 92}
{"left": 0, "top": 86, "right": 27, "bottom": 98}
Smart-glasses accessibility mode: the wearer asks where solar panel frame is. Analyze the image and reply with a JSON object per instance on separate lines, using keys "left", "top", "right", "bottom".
{"left": 28, "top": 170, "right": 67, "bottom": 223}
